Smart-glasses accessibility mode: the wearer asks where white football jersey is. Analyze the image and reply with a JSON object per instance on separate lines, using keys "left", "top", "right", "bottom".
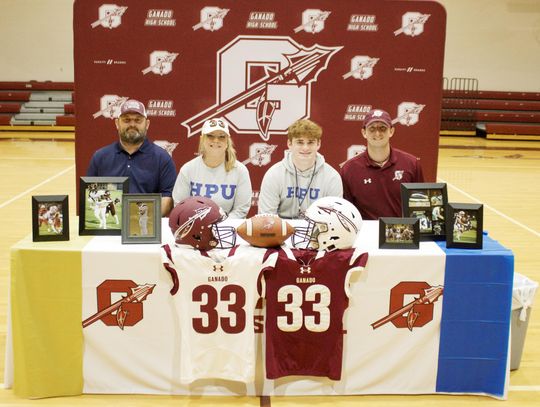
{"left": 161, "top": 244, "right": 277, "bottom": 384}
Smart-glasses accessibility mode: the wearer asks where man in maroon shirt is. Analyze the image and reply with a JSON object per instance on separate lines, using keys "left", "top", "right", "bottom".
{"left": 340, "top": 109, "right": 424, "bottom": 220}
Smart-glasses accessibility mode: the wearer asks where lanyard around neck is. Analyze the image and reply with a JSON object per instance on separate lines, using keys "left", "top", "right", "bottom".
{"left": 294, "top": 159, "right": 316, "bottom": 217}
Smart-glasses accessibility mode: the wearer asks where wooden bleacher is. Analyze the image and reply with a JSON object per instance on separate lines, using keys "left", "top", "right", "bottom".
{"left": 0, "top": 81, "right": 75, "bottom": 131}
{"left": 441, "top": 78, "right": 540, "bottom": 141}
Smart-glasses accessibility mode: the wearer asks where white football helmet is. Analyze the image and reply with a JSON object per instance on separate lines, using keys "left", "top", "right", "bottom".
{"left": 292, "top": 197, "right": 362, "bottom": 251}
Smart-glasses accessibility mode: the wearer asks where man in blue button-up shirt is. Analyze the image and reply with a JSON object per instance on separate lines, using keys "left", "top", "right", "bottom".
{"left": 87, "top": 99, "right": 176, "bottom": 216}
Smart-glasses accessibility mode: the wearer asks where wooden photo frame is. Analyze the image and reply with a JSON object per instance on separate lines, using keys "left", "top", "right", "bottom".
{"left": 379, "top": 217, "right": 420, "bottom": 249}
{"left": 121, "top": 194, "right": 162, "bottom": 244}
{"left": 79, "top": 176, "right": 129, "bottom": 235}
{"left": 446, "top": 203, "right": 483, "bottom": 249}
{"left": 32, "top": 195, "right": 69, "bottom": 242}
{"left": 401, "top": 183, "right": 448, "bottom": 241}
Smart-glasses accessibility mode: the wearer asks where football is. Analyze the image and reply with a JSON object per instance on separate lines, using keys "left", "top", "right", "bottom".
{"left": 237, "top": 214, "right": 295, "bottom": 248}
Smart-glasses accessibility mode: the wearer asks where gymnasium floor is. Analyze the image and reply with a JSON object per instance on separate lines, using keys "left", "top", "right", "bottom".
{"left": 0, "top": 133, "right": 538, "bottom": 406}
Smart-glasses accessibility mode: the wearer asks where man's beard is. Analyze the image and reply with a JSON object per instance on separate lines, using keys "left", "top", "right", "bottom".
{"left": 119, "top": 127, "right": 146, "bottom": 145}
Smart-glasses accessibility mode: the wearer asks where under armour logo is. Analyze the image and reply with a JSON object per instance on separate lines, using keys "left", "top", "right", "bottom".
{"left": 300, "top": 266, "right": 311, "bottom": 274}
{"left": 213, "top": 265, "right": 224, "bottom": 272}
{"left": 364, "top": 178, "right": 372, "bottom": 184}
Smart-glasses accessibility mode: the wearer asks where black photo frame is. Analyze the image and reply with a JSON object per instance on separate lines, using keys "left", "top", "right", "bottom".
{"left": 121, "top": 194, "right": 162, "bottom": 244}
{"left": 79, "top": 176, "right": 129, "bottom": 235}
{"left": 32, "top": 195, "right": 69, "bottom": 242}
{"left": 445, "top": 203, "right": 483, "bottom": 249}
{"left": 401, "top": 182, "right": 448, "bottom": 241}
{"left": 379, "top": 217, "right": 420, "bottom": 249}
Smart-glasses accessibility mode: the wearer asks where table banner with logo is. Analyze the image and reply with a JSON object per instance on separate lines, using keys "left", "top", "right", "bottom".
{"left": 7, "top": 222, "right": 512, "bottom": 399}
{"left": 79, "top": 221, "right": 446, "bottom": 396}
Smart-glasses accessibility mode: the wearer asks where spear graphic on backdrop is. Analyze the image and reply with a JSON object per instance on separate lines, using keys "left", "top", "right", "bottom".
{"left": 142, "top": 53, "right": 179, "bottom": 75}
{"left": 90, "top": 6, "right": 128, "bottom": 29}
{"left": 342, "top": 58, "right": 380, "bottom": 80}
{"left": 192, "top": 8, "right": 230, "bottom": 31}
{"left": 181, "top": 44, "right": 342, "bottom": 140}
{"left": 82, "top": 283, "right": 155, "bottom": 330}
{"left": 391, "top": 104, "right": 426, "bottom": 125}
{"left": 92, "top": 96, "right": 129, "bottom": 119}
{"left": 242, "top": 144, "right": 277, "bottom": 166}
{"left": 293, "top": 11, "right": 331, "bottom": 34}
{"left": 394, "top": 14, "right": 431, "bottom": 36}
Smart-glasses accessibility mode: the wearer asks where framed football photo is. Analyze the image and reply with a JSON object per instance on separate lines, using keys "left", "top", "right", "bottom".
{"left": 79, "top": 176, "right": 129, "bottom": 235}
{"left": 32, "top": 195, "right": 69, "bottom": 242}
{"left": 121, "top": 194, "right": 162, "bottom": 244}
{"left": 446, "top": 203, "right": 483, "bottom": 249}
{"left": 401, "top": 183, "right": 448, "bottom": 241}
{"left": 379, "top": 217, "right": 420, "bottom": 249}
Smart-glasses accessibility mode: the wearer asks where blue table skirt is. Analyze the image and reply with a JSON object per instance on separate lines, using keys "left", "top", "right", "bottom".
{"left": 436, "top": 232, "right": 514, "bottom": 397}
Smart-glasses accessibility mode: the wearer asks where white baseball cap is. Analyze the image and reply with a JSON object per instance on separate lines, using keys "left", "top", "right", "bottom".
{"left": 202, "top": 118, "right": 230, "bottom": 136}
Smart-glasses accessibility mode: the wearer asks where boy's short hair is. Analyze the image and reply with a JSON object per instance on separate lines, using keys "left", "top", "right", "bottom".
{"left": 287, "top": 119, "right": 322, "bottom": 142}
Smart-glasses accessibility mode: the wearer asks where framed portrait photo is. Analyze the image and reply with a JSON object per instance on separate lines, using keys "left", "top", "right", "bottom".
{"left": 401, "top": 183, "right": 448, "bottom": 241}
{"left": 32, "top": 195, "right": 69, "bottom": 242}
{"left": 121, "top": 194, "right": 162, "bottom": 244}
{"left": 379, "top": 217, "right": 420, "bottom": 249}
{"left": 446, "top": 203, "right": 483, "bottom": 249}
{"left": 79, "top": 176, "right": 129, "bottom": 235}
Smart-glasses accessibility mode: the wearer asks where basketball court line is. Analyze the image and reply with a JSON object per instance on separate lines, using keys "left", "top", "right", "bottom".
{"left": 440, "top": 145, "right": 540, "bottom": 152}
{"left": 0, "top": 383, "right": 535, "bottom": 394}
{"left": 0, "top": 165, "right": 75, "bottom": 210}
{"left": 509, "top": 385, "right": 540, "bottom": 391}
{"left": 2, "top": 156, "right": 73, "bottom": 161}
{"left": 438, "top": 177, "right": 540, "bottom": 238}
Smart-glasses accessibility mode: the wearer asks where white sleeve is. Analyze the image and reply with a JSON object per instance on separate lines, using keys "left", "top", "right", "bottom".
{"left": 172, "top": 163, "right": 192, "bottom": 205}
{"left": 257, "top": 165, "right": 282, "bottom": 215}
{"left": 325, "top": 165, "right": 344, "bottom": 198}
{"left": 227, "top": 163, "right": 253, "bottom": 219}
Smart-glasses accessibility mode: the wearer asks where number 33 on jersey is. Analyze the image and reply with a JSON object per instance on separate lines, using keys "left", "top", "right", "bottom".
{"left": 262, "top": 246, "right": 369, "bottom": 380}
{"left": 161, "top": 244, "right": 277, "bottom": 384}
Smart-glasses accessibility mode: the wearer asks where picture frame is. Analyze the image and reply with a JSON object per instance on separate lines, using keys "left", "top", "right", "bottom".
{"left": 379, "top": 217, "right": 420, "bottom": 249}
{"left": 401, "top": 182, "right": 448, "bottom": 241}
{"left": 121, "top": 194, "right": 162, "bottom": 244}
{"left": 79, "top": 176, "right": 129, "bottom": 235}
{"left": 32, "top": 195, "right": 69, "bottom": 242}
{"left": 445, "top": 203, "right": 483, "bottom": 249}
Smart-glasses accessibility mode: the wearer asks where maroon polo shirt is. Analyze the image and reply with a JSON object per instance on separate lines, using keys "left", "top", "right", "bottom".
{"left": 340, "top": 147, "right": 424, "bottom": 220}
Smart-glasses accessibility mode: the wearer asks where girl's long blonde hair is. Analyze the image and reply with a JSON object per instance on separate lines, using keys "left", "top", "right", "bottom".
{"left": 198, "top": 133, "right": 237, "bottom": 172}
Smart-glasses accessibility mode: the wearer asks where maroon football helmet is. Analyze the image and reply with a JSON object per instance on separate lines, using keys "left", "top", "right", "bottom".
{"left": 168, "top": 196, "right": 236, "bottom": 250}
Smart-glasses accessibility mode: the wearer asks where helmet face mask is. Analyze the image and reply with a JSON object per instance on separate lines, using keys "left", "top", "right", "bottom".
{"left": 292, "top": 197, "right": 362, "bottom": 251}
{"left": 210, "top": 223, "right": 236, "bottom": 249}
{"left": 169, "top": 197, "right": 236, "bottom": 250}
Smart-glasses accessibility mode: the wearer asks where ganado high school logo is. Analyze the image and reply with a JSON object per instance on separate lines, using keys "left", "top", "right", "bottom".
{"left": 91, "top": 4, "right": 127, "bottom": 29}
{"left": 181, "top": 35, "right": 342, "bottom": 141}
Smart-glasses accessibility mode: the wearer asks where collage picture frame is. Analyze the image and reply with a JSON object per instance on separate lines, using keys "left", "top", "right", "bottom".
{"left": 445, "top": 203, "right": 484, "bottom": 249}
{"left": 401, "top": 182, "right": 448, "bottom": 241}
{"left": 379, "top": 217, "right": 420, "bottom": 250}
{"left": 79, "top": 176, "right": 129, "bottom": 235}
{"left": 32, "top": 195, "right": 69, "bottom": 242}
{"left": 121, "top": 194, "right": 162, "bottom": 244}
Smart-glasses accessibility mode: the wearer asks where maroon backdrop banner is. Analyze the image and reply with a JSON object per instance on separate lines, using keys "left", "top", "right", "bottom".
{"left": 74, "top": 0, "right": 446, "bottom": 211}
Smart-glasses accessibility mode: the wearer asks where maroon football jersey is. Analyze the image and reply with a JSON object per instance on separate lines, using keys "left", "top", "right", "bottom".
{"left": 263, "top": 247, "right": 368, "bottom": 380}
